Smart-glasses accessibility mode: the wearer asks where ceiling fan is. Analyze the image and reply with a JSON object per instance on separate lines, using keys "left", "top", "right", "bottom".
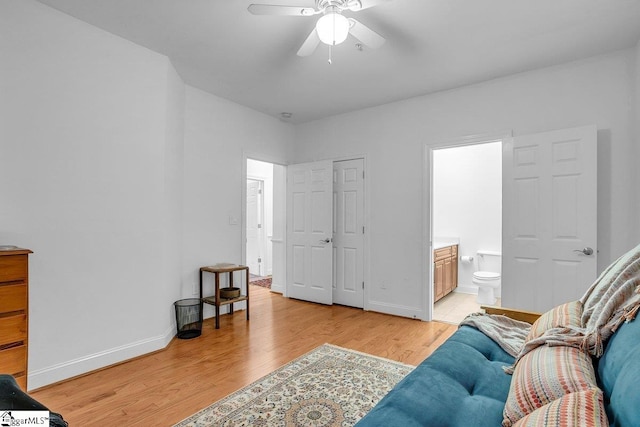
{"left": 248, "top": 0, "right": 389, "bottom": 57}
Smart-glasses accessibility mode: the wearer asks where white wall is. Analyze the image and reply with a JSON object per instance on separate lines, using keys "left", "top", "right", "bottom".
{"left": 159, "top": 59, "right": 186, "bottom": 347}
{"left": 182, "top": 86, "right": 293, "bottom": 319}
{"left": 0, "top": 0, "right": 186, "bottom": 388}
{"left": 271, "top": 164, "right": 287, "bottom": 293}
{"left": 294, "top": 49, "right": 638, "bottom": 319}
{"left": 433, "top": 142, "right": 502, "bottom": 291}
{"left": 0, "top": 0, "right": 293, "bottom": 389}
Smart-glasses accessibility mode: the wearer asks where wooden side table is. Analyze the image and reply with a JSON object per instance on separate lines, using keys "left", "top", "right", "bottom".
{"left": 199, "top": 264, "right": 250, "bottom": 329}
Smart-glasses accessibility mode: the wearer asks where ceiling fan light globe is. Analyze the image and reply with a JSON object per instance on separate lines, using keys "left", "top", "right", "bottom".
{"left": 316, "top": 13, "right": 349, "bottom": 45}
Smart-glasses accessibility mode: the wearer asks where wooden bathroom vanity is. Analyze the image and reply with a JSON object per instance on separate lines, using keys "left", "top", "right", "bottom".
{"left": 434, "top": 244, "right": 458, "bottom": 302}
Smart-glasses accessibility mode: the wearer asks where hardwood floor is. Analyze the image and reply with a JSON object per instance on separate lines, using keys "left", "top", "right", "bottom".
{"left": 31, "top": 285, "right": 457, "bottom": 426}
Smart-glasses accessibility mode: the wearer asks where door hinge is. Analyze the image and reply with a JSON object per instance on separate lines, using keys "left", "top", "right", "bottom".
{"left": 258, "top": 224, "right": 262, "bottom": 228}
{"left": 362, "top": 281, "right": 365, "bottom": 289}
{"left": 362, "top": 170, "right": 365, "bottom": 179}
{"left": 362, "top": 226, "right": 365, "bottom": 234}
{"left": 258, "top": 189, "right": 262, "bottom": 194}
{"left": 258, "top": 257, "right": 262, "bottom": 263}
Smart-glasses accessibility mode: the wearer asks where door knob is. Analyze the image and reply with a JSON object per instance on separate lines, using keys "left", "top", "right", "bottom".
{"left": 320, "top": 238, "right": 332, "bottom": 244}
{"left": 573, "top": 247, "right": 594, "bottom": 256}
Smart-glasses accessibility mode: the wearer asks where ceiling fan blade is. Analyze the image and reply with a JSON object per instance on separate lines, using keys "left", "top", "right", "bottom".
{"left": 345, "top": 0, "right": 391, "bottom": 12}
{"left": 248, "top": 4, "right": 318, "bottom": 16}
{"left": 297, "top": 28, "right": 320, "bottom": 56}
{"left": 348, "top": 18, "right": 385, "bottom": 49}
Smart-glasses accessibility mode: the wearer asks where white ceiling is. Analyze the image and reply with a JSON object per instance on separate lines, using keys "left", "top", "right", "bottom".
{"left": 35, "top": 0, "right": 640, "bottom": 123}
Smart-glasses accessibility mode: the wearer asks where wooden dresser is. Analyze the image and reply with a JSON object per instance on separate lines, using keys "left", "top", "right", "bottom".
{"left": 0, "top": 247, "right": 32, "bottom": 390}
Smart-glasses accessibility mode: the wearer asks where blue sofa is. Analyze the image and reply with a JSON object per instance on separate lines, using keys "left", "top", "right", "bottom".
{"left": 356, "top": 314, "right": 640, "bottom": 426}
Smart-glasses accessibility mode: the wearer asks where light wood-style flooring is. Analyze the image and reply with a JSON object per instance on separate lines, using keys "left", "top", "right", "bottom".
{"left": 31, "top": 285, "right": 457, "bottom": 426}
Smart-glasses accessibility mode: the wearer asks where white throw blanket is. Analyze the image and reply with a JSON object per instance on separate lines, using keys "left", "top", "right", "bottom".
{"left": 459, "top": 313, "right": 530, "bottom": 358}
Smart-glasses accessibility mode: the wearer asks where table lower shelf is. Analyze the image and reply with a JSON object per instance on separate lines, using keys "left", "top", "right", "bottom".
{"left": 202, "top": 295, "right": 248, "bottom": 306}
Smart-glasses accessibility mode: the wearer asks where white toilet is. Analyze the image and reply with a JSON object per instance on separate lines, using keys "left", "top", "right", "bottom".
{"left": 473, "top": 251, "right": 501, "bottom": 305}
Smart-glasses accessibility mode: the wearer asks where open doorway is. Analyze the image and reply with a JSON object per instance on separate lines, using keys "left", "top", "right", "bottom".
{"left": 245, "top": 158, "right": 286, "bottom": 293}
{"left": 431, "top": 141, "right": 503, "bottom": 324}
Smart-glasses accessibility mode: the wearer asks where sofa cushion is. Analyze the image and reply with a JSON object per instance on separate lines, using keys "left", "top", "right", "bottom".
{"left": 597, "top": 316, "right": 640, "bottom": 427}
{"left": 355, "top": 325, "right": 514, "bottom": 427}
{"left": 512, "top": 388, "right": 607, "bottom": 427}
{"left": 526, "top": 300, "right": 582, "bottom": 342}
{"left": 503, "top": 345, "right": 598, "bottom": 426}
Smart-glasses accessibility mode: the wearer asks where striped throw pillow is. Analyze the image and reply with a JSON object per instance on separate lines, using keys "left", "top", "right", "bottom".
{"left": 502, "top": 345, "right": 597, "bottom": 426}
{"left": 526, "top": 300, "right": 583, "bottom": 342}
{"left": 513, "top": 388, "right": 608, "bottom": 426}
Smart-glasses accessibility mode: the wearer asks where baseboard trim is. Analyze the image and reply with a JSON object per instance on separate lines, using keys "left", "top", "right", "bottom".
{"left": 455, "top": 284, "right": 478, "bottom": 295}
{"left": 366, "top": 300, "right": 423, "bottom": 320}
{"left": 270, "top": 282, "right": 284, "bottom": 294}
{"left": 455, "top": 283, "right": 501, "bottom": 299}
{"left": 28, "top": 326, "right": 175, "bottom": 391}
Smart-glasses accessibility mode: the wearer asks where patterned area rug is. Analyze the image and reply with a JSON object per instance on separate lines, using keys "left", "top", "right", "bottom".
{"left": 249, "top": 277, "right": 272, "bottom": 289}
{"left": 173, "top": 344, "right": 413, "bottom": 427}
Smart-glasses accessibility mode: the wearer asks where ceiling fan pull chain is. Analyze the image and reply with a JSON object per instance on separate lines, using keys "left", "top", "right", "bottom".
{"left": 328, "top": 9, "right": 337, "bottom": 64}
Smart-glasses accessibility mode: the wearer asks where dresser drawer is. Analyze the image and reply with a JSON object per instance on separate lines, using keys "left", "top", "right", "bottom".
{"left": 0, "top": 255, "right": 27, "bottom": 283}
{"left": 0, "top": 344, "right": 27, "bottom": 376}
{"left": 0, "top": 314, "right": 27, "bottom": 346}
{"left": 0, "top": 284, "right": 27, "bottom": 313}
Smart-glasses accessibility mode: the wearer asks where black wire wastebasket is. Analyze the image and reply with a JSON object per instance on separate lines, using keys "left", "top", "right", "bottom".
{"left": 174, "top": 298, "right": 203, "bottom": 339}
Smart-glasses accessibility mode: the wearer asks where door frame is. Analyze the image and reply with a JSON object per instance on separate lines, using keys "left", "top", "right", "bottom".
{"left": 242, "top": 150, "right": 288, "bottom": 294}
{"left": 422, "top": 131, "right": 512, "bottom": 321}
{"left": 243, "top": 151, "right": 369, "bottom": 306}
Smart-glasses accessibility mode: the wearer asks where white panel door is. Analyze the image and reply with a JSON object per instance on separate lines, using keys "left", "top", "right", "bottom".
{"left": 287, "top": 160, "right": 333, "bottom": 305}
{"left": 503, "top": 125, "right": 597, "bottom": 312}
{"left": 333, "top": 159, "right": 364, "bottom": 308}
{"left": 246, "top": 179, "right": 261, "bottom": 274}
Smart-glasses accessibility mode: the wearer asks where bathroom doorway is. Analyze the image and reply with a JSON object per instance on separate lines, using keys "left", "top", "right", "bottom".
{"left": 431, "top": 140, "right": 503, "bottom": 324}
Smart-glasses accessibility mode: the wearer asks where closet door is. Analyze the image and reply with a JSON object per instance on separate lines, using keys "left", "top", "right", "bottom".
{"left": 286, "top": 161, "right": 333, "bottom": 305}
{"left": 332, "top": 159, "right": 365, "bottom": 308}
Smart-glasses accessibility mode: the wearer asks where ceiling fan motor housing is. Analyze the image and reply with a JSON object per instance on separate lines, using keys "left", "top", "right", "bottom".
{"left": 317, "top": 0, "right": 361, "bottom": 13}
